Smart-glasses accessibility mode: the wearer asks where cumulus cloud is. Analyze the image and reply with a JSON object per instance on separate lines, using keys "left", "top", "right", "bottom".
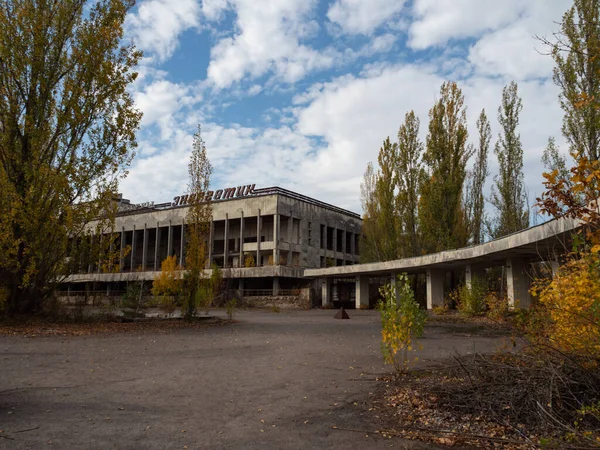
{"left": 327, "top": 0, "right": 407, "bottom": 35}
{"left": 126, "top": 0, "right": 200, "bottom": 62}
{"left": 205, "top": 0, "right": 332, "bottom": 88}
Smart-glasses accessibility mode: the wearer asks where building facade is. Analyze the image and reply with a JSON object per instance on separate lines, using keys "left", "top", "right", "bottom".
{"left": 64, "top": 186, "right": 362, "bottom": 298}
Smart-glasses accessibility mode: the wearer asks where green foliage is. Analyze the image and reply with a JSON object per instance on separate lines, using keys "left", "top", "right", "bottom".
{"left": 452, "top": 276, "right": 488, "bottom": 316}
{"left": 550, "top": 0, "right": 600, "bottom": 162}
{"left": 465, "top": 109, "right": 491, "bottom": 245}
{"left": 0, "top": 0, "right": 142, "bottom": 315}
{"left": 419, "top": 81, "right": 472, "bottom": 253}
{"left": 121, "top": 281, "right": 149, "bottom": 318}
{"left": 490, "top": 82, "right": 529, "bottom": 238}
{"left": 225, "top": 298, "right": 237, "bottom": 320}
{"left": 396, "top": 111, "right": 426, "bottom": 258}
{"left": 377, "top": 274, "right": 427, "bottom": 373}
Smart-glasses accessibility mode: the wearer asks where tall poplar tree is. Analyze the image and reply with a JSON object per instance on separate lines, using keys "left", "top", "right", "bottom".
{"left": 396, "top": 111, "right": 425, "bottom": 257}
{"left": 183, "top": 126, "right": 213, "bottom": 319}
{"left": 490, "top": 82, "right": 529, "bottom": 237}
{"left": 551, "top": 0, "right": 600, "bottom": 161}
{"left": 359, "top": 138, "right": 399, "bottom": 262}
{"left": 419, "top": 81, "right": 471, "bottom": 252}
{"left": 470, "top": 110, "right": 491, "bottom": 245}
{"left": 0, "top": 0, "right": 142, "bottom": 314}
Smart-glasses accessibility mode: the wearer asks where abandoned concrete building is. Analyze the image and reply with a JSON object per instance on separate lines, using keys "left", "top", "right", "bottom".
{"left": 63, "top": 185, "right": 363, "bottom": 303}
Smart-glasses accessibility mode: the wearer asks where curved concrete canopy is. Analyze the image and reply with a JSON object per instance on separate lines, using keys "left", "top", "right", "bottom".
{"left": 305, "top": 217, "right": 580, "bottom": 279}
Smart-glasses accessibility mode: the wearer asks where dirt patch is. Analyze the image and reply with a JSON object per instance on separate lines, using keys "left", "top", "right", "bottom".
{"left": 0, "top": 316, "right": 228, "bottom": 337}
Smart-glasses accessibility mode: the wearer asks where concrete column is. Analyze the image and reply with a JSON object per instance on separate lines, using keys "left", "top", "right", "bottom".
{"left": 273, "top": 213, "right": 280, "bottom": 265}
{"left": 465, "top": 263, "right": 486, "bottom": 288}
{"left": 288, "top": 214, "right": 293, "bottom": 244}
{"left": 153, "top": 222, "right": 159, "bottom": 271}
{"left": 180, "top": 222, "right": 185, "bottom": 267}
{"left": 239, "top": 213, "right": 244, "bottom": 267}
{"left": 323, "top": 224, "right": 328, "bottom": 253}
{"left": 350, "top": 232, "right": 355, "bottom": 256}
{"left": 97, "top": 234, "right": 103, "bottom": 273}
{"left": 87, "top": 235, "right": 94, "bottom": 273}
{"left": 208, "top": 217, "right": 214, "bottom": 267}
{"left": 256, "top": 209, "right": 261, "bottom": 267}
{"left": 389, "top": 273, "right": 400, "bottom": 305}
{"left": 224, "top": 214, "right": 229, "bottom": 267}
{"left": 341, "top": 230, "right": 347, "bottom": 264}
{"left": 426, "top": 268, "right": 444, "bottom": 309}
{"left": 550, "top": 260, "right": 560, "bottom": 277}
{"left": 273, "top": 277, "right": 280, "bottom": 296}
{"left": 167, "top": 220, "right": 173, "bottom": 258}
{"left": 321, "top": 278, "right": 331, "bottom": 307}
{"left": 119, "top": 227, "right": 125, "bottom": 272}
{"left": 141, "top": 224, "right": 148, "bottom": 271}
{"left": 356, "top": 275, "right": 369, "bottom": 309}
{"left": 332, "top": 227, "right": 337, "bottom": 261}
{"left": 506, "top": 258, "right": 531, "bottom": 309}
{"left": 130, "top": 225, "right": 136, "bottom": 272}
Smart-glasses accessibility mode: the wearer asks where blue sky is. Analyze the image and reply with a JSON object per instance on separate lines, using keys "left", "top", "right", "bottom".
{"left": 119, "top": 0, "right": 572, "bottom": 215}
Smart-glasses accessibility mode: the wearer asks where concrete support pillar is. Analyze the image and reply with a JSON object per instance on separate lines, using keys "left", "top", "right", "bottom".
{"left": 256, "top": 209, "right": 261, "bottom": 267}
{"left": 465, "top": 263, "right": 486, "bottom": 288}
{"left": 322, "top": 224, "right": 327, "bottom": 252}
{"left": 239, "top": 213, "right": 244, "bottom": 268}
{"left": 341, "top": 230, "right": 347, "bottom": 264}
{"left": 141, "top": 224, "right": 148, "bottom": 271}
{"left": 273, "top": 213, "right": 279, "bottom": 265}
{"left": 288, "top": 214, "right": 293, "bottom": 244}
{"left": 550, "top": 260, "right": 560, "bottom": 277}
{"left": 97, "top": 234, "right": 103, "bottom": 273}
{"left": 153, "top": 222, "right": 159, "bottom": 271}
{"left": 356, "top": 275, "right": 369, "bottom": 309}
{"left": 273, "top": 277, "right": 280, "bottom": 296}
{"left": 350, "top": 232, "right": 355, "bottom": 257}
{"left": 389, "top": 273, "right": 400, "bottom": 305}
{"left": 180, "top": 222, "right": 185, "bottom": 268}
{"left": 87, "top": 235, "right": 94, "bottom": 274}
{"left": 506, "top": 258, "right": 531, "bottom": 309}
{"left": 224, "top": 214, "right": 229, "bottom": 268}
{"left": 321, "top": 278, "right": 331, "bottom": 307}
{"left": 426, "top": 268, "right": 444, "bottom": 310}
{"left": 130, "top": 225, "right": 136, "bottom": 272}
{"left": 167, "top": 220, "right": 173, "bottom": 258}
{"left": 119, "top": 227, "right": 125, "bottom": 272}
{"left": 208, "top": 218, "right": 214, "bottom": 267}
{"left": 332, "top": 227, "right": 337, "bottom": 260}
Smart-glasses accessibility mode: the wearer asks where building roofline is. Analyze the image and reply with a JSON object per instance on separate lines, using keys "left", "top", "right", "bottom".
{"left": 116, "top": 186, "right": 362, "bottom": 220}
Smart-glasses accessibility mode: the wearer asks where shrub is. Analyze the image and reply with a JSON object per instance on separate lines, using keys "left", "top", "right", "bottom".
{"left": 531, "top": 252, "right": 600, "bottom": 360}
{"left": 377, "top": 273, "right": 427, "bottom": 373}
{"left": 244, "top": 254, "right": 255, "bottom": 267}
{"left": 225, "top": 298, "right": 237, "bottom": 320}
{"left": 455, "top": 276, "right": 487, "bottom": 316}
{"left": 485, "top": 291, "right": 509, "bottom": 320}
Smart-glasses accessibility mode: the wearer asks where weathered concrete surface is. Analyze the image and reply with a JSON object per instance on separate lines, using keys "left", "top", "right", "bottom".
{"left": 306, "top": 217, "right": 580, "bottom": 278}
{"left": 0, "top": 310, "right": 505, "bottom": 449}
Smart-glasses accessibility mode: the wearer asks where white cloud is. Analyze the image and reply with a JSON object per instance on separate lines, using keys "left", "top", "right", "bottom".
{"left": 206, "top": 0, "right": 334, "bottom": 88}
{"left": 327, "top": 0, "right": 407, "bottom": 35}
{"left": 409, "top": 0, "right": 525, "bottom": 49}
{"left": 468, "top": 1, "right": 571, "bottom": 80}
{"left": 126, "top": 0, "right": 200, "bottom": 62}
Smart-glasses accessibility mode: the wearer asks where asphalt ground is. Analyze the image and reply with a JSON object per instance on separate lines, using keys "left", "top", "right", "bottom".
{"left": 0, "top": 309, "right": 507, "bottom": 449}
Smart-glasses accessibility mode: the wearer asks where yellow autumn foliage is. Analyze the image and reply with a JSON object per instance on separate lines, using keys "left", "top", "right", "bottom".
{"left": 532, "top": 252, "right": 600, "bottom": 360}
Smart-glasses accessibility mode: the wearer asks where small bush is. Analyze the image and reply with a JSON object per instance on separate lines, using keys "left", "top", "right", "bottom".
{"left": 270, "top": 305, "right": 280, "bottom": 313}
{"left": 455, "top": 276, "right": 487, "bottom": 316}
{"left": 377, "top": 273, "right": 427, "bottom": 373}
{"left": 244, "top": 254, "right": 255, "bottom": 267}
{"left": 225, "top": 298, "right": 237, "bottom": 320}
{"left": 485, "top": 291, "right": 509, "bottom": 320}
